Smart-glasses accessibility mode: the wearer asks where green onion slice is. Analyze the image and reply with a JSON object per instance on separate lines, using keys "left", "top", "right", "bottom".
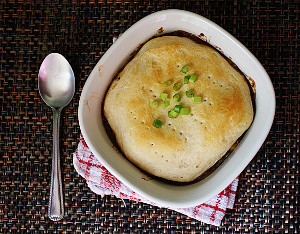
{"left": 173, "top": 94, "right": 181, "bottom": 103}
{"left": 181, "top": 65, "right": 190, "bottom": 74}
{"left": 186, "top": 90, "right": 194, "bottom": 98}
{"left": 174, "top": 105, "right": 182, "bottom": 113}
{"left": 189, "top": 74, "right": 197, "bottom": 84}
{"left": 153, "top": 119, "right": 163, "bottom": 128}
{"left": 180, "top": 108, "right": 190, "bottom": 115}
{"left": 161, "top": 100, "right": 170, "bottom": 108}
{"left": 163, "top": 80, "right": 172, "bottom": 87}
{"left": 184, "top": 76, "right": 190, "bottom": 84}
{"left": 168, "top": 109, "right": 179, "bottom": 118}
{"left": 160, "top": 92, "right": 168, "bottom": 100}
{"left": 151, "top": 100, "right": 159, "bottom": 108}
{"left": 173, "top": 83, "right": 181, "bottom": 91}
{"left": 194, "top": 96, "right": 202, "bottom": 104}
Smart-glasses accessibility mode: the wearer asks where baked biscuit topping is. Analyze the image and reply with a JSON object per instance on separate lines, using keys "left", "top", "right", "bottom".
{"left": 104, "top": 36, "right": 254, "bottom": 183}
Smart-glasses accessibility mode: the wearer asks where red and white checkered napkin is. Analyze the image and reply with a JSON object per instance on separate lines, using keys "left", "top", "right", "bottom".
{"left": 73, "top": 134, "right": 238, "bottom": 226}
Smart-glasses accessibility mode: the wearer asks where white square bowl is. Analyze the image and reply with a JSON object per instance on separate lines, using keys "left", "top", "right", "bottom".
{"left": 78, "top": 9, "right": 275, "bottom": 208}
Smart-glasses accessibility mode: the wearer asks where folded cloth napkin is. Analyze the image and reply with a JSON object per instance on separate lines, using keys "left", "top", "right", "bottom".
{"left": 73, "top": 134, "right": 238, "bottom": 226}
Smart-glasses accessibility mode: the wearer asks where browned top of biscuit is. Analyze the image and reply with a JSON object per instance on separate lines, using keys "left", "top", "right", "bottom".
{"left": 104, "top": 36, "right": 253, "bottom": 182}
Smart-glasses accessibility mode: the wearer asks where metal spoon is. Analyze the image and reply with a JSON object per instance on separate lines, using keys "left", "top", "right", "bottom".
{"left": 38, "top": 53, "right": 75, "bottom": 221}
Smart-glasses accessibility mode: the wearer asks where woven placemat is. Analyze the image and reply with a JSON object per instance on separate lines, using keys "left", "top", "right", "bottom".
{"left": 0, "top": 0, "right": 298, "bottom": 232}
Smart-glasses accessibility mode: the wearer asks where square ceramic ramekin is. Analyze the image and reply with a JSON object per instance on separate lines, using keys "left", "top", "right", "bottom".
{"left": 78, "top": 9, "right": 275, "bottom": 208}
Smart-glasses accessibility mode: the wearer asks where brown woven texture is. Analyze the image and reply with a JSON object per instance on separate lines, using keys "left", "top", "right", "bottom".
{"left": 0, "top": 0, "right": 298, "bottom": 232}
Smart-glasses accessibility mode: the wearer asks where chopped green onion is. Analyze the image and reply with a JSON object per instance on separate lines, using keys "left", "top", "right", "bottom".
{"left": 181, "top": 65, "right": 189, "bottom": 74}
{"left": 161, "top": 100, "right": 170, "bottom": 108}
{"left": 174, "top": 105, "right": 182, "bottom": 113}
{"left": 194, "top": 96, "right": 202, "bottom": 104}
{"left": 189, "top": 74, "right": 197, "bottom": 84}
{"left": 160, "top": 92, "right": 168, "bottom": 100}
{"left": 153, "top": 119, "right": 163, "bottom": 128}
{"left": 173, "top": 94, "right": 181, "bottom": 103}
{"left": 184, "top": 76, "right": 190, "bottom": 84}
{"left": 173, "top": 83, "right": 181, "bottom": 91}
{"left": 168, "top": 109, "right": 179, "bottom": 118}
{"left": 186, "top": 90, "right": 194, "bottom": 98}
{"left": 163, "top": 80, "right": 172, "bottom": 87}
{"left": 151, "top": 100, "right": 159, "bottom": 108}
{"left": 180, "top": 108, "right": 190, "bottom": 115}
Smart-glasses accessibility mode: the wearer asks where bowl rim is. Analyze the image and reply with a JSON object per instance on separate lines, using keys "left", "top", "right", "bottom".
{"left": 78, "top": 9, "right": 276, "bottom": 207}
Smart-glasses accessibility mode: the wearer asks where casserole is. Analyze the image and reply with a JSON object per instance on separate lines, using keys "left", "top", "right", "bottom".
{"left": 78, "top": 9, "right": 275, "bottom": 207}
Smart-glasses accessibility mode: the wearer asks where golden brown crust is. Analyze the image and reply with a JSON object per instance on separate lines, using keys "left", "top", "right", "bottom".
{"left": 104, "top": 36, "right": 254, "bottom": 182}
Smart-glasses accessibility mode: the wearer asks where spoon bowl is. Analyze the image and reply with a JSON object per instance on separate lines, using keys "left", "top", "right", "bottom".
{"left": 39, "top": 53, "right": 75, "bottom": 108}
{"left": 38, "top": 53, "right": 75, "bottom": 221}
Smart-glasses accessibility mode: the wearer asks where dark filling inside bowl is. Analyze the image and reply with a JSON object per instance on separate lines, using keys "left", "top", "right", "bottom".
{"left": 102, "top": 30, "right": 256, "bottom": 186}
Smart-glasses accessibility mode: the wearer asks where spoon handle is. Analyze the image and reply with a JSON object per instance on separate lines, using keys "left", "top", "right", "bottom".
{"left": 48, "top": 108, "right": 64, "bottom": 221}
